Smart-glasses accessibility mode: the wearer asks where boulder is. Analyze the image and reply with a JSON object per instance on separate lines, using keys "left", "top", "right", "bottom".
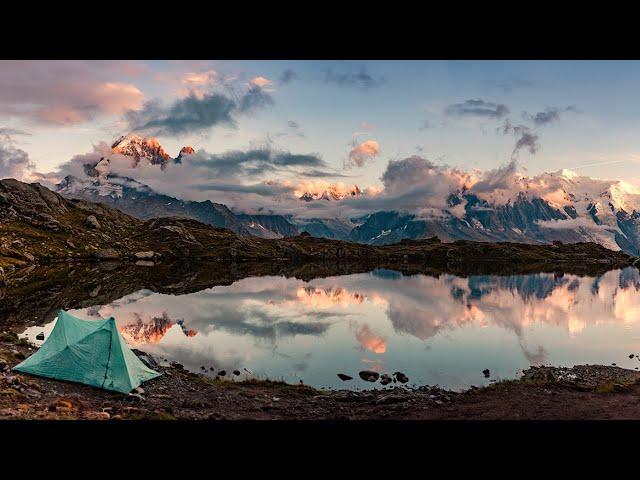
{"left": 84, "top": 215, "right": 101, "bottom": 229}
{"left": 358, "top": 370, "right": 380, "bottom": 382}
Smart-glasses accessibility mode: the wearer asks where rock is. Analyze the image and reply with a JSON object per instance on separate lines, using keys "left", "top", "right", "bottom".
{"left": 358, "top": 370, "right": 380, "bottom": 382}
{"left": 393, "top": 371, "right": 409, "bottom": 383}
{"left": 482, "top": 369, "right": 490, "bottom": 378}
{"left": 134, "top": 251, "right": 157, "bottom": 260}
{"left": 84, "top": 215, "right": 101, "bottom": 229}
{"left": 128, "top": 393, "right": 145, "bottom": 402}
{"left": 170, "top": 361, "right": 184, "bottom": 370}
{"left": 379, "top": 373, "right": 392, "bottom": 385}
{"left": 233, "top": 369, "right": 241, "bottom": 376}
{"left": 36, "top": 332, "right": 45, "bottom": 341}
{"left": 13, "top": 351, "right": 25, "bottom": 360}
{"left": 630, "top": 354, "right": 635, "bottom": 359}
{"left": 95, "top": 250, "right": 119, "bottom": 260}
{"left": 200, "top": 366, "right": 206, "bottom": 371}
{"left": 218, "top": 370, "right": 226, "bottom": 377}
{"left": 134, "top": 387, "right": 145, "bottom": 395}
{"left": 337, "top": 373, "right": 353, "bottom": 381}
{"left": 132, "top": 349, "right": 159, "bottom": 369}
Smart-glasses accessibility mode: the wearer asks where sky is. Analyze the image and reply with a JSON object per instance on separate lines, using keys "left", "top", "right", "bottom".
{"left": 2, "top": 60, "right": 640, "bottom": 215}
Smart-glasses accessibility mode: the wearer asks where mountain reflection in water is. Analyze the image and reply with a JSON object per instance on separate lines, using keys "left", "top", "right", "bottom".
{"left": 22, "top": 267, "right": 640, "bottom": 390}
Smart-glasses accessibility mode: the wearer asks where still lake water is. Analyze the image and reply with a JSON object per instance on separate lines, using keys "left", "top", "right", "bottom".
{"left": 21, "top": 267, "right": 640, "bottom": 390}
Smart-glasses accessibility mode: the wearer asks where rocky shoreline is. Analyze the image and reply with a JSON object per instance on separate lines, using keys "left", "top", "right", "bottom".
{"left": 2, "top": 332, "right": 640, "bottom": 420}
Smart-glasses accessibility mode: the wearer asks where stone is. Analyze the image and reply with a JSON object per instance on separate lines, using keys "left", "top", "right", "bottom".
{"left": 134, "top": 251, "right": 157, "bottom": 260}
{"left": 218, "top": 370, "right": 226, "bottom": 377}
{"left": 393, "top": 371, "right": 409, "bottom": 383}
{"left": 379, "top": 373, "right": 392, "bottom": 385}
{"left": 630, "top": 354, "right": 635, "bottom": 359}
{"left": 233, "top": 370, "right": 241, "bottom": 376}
{"left": 358, "top": 370, "right": 380, "bottom": 382}
{"left": 337, "top": 373, "right": 353, "bottom": 381}
{"left": 482, "top": 369, "right": 490, "bottom": 378}
{"left": 36, "top": 332, "right": 45, "bottom": 341}
{"left": 84, "top": 215, "right": 101, "bottom": 229}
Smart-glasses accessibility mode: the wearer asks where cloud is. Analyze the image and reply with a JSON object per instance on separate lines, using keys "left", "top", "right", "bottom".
{"left": 0, "top": 128, "right": 30, "bottom": 141}
{"left": 278, "top": 69, "right": 298, "bottom": 85}
{"left": 238, "top": 85, "right": 275, "bottom": 113}
{"left": 500, "top": 120, "right": 540, "bottom": 157}
{"left": 249, "top": 76, "right": 271, "bottom": 88}
{"left": 325, "top": 67, "right": 385, "bottom": 89}
{"left": 0, "top": 141, "right": 34, "bottom": 180}
{"left": 0, "top": 61, "right": 146, "bottom": 125}
{"left": 445, "top": 99, "right": 509, "bottom": 119}
{"left": 524, "top": 105, "right": 580, "bottom": 127}
{"left": 347, "top": 140, "right": 380, "bottom": 168}
{"left": 126, "top": 93, "right": 236, "bottom": 136}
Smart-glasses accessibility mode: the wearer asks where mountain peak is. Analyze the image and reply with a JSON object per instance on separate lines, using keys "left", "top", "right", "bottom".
{"left": 111, "top": 134, "right": 172, "bottom": 167}
{"left": 175, "top": 146, "right": 195, "bottom": 164}
{"left": 299, "top": 184, "right": 362, "bottom": 202}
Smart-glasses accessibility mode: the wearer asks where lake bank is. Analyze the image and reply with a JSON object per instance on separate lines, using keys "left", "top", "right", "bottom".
{"left": 2, "top": 332, "right": 640, "bottom": 420}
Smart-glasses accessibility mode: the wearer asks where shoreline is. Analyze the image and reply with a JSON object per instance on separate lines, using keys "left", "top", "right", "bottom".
{"left": 2, "top": 333, "right": 640, "bottom": 420}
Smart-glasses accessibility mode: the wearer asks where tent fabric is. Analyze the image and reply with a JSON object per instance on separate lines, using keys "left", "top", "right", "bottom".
{"left": 13, "top": 310, "right": 160, "bottom": 393}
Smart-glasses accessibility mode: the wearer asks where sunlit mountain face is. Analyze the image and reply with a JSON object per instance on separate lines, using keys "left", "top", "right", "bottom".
{"left": 23, "top": 268, "right": 640, "bottom": 390}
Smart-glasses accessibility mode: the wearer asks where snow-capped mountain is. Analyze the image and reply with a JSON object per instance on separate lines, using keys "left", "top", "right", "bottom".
{"left": 299, "top": 185, "right": 362, "bottom": 201}
{"left": 349, "top": 170, "right": 640, "bottom": 255}
{"left": 56, "top": 138, "right": 249, "bottom": 234}
{"left": 111, "top": 134, "right": 183, "bottom": 169}
{"left": 52, "top": 134, "right": 640, "bottom": 254}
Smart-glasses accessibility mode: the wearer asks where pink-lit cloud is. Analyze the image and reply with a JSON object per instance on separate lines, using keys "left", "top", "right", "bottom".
{"left": 347, "top": 139, "right": 380, "bottom": 168}
{"left": 0, "top": 61, "right": 145, "bottom": 126}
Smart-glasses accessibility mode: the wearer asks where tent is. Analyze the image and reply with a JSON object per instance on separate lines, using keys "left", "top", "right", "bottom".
{"left": 13, "top": 310, "right": 160, "bottom": 393}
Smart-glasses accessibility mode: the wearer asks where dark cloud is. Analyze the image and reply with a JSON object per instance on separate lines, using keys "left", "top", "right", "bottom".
{"left": 500, "top": 120, "right": 539, "bottom": 157}
{"left": 278, "top": 69, "right": 298, "bottom": 85}
{"left": 445, "top": 99, "right": 509, "bottom": 119}
{"left": 126, "top": 86, "right": 274, "bottom": 136}
{"left": 188, "top": 149, "right": 328, "bottom": 179}
{"left": 524, "top": 105, "right": 580, "bottom": 127}
{"left": 238, "top": 86, "right": 275, "bottom": 113}
{"left": 126, "top": 93, "right": 236, "bottom": 136}
{"left": 325, "top": 67, "right": 385, "bottom": 89}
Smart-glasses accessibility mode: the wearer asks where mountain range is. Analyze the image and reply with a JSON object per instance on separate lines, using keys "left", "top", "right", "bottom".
{"left": 53, "top": 135, "right": 640, "bottom": 255}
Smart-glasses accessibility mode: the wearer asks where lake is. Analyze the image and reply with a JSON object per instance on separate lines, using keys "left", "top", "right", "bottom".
{"left": 20, "top": 267, "right": 640, "bottom": 390}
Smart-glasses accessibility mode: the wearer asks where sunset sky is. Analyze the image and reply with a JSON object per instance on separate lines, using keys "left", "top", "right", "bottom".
{"left": 3, "top": 60, "right": 640, "bottom": 199}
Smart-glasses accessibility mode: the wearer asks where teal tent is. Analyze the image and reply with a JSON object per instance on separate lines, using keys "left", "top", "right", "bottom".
{"left": 13, "top": 310, "right": 160, "bottom": 393}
